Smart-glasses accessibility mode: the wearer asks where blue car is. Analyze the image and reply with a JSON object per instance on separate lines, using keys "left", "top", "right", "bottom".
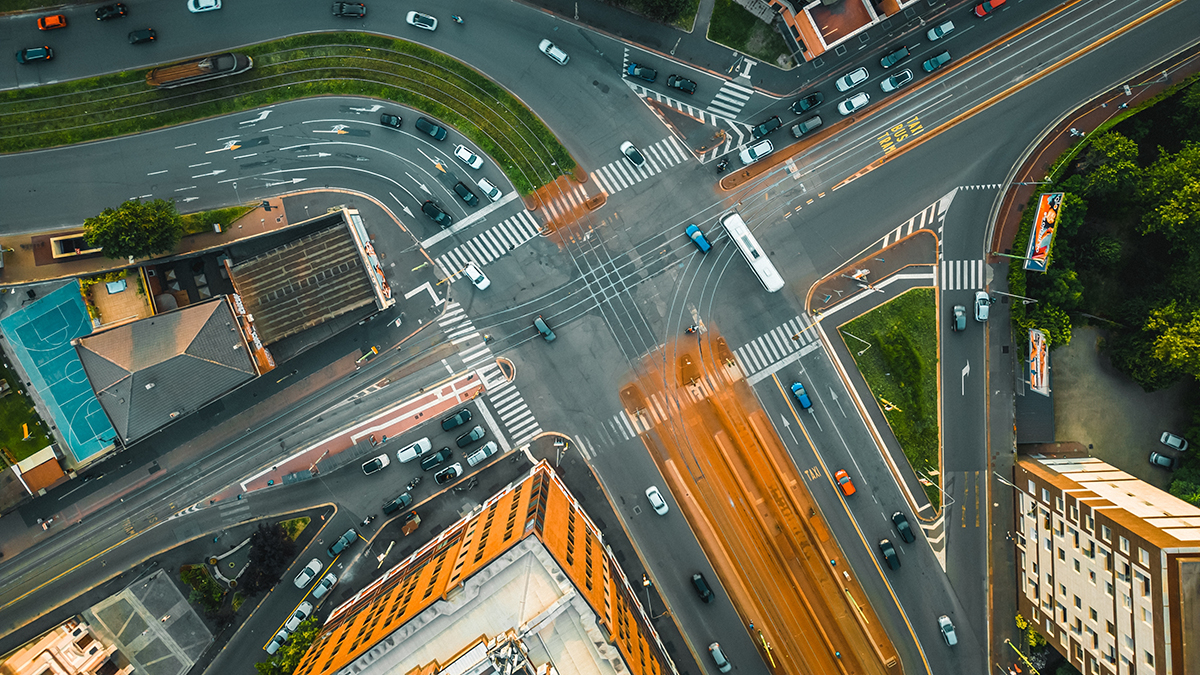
{"left": 686, "top": 224, "right": 711, "bottom": 253}
{"left": 790, "top": 382, "right": 812, "bottom": 409}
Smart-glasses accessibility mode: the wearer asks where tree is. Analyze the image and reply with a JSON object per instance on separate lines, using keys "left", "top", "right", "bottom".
{"left": 1143, "top": 301, "right": 1200, "bottom": 379}
{"left": 256, "top": 617, "right": 321, "bottom": 675}
{"left": 241, "top": 522, "right": 296, "bottom": 595}
{"left": 83, "top": 198, "right": 183, "bottom": 260}
{"left": 1142, "top": 177, "right": 1200, "bottom": 247}
{"left": 1079, "top": 132, "right": 1139, "bottom": 201}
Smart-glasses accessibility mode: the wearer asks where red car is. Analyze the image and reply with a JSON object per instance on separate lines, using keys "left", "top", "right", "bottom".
{"left": 834, "top": 469, "right": 856, "bottom": 497}
{"left": 973, "top": 0, "right": 1005, "bottom": 16}
{"left": 38, "top": 14, "right": 67, "bottom": 30}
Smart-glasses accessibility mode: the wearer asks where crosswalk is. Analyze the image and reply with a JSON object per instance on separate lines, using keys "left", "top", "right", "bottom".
{"left": 734, "top": 315, "right": 819, "bottom": 378}
{"left": 939, "top": 260, "right": 986, "bottom": 290}
{"left": 708, "top": 80, "right": 754, "bottom": 119}
{"left": 435, "top": 210, "right": 543, "bottom": 281}
{"left": 589, "top": 136, "right": 692, "bottom": 195}
{"left": 437, "top": 303, "right": 542, "bottom": 446}
{"left": 878, "top": 201, "right": 942, "bottom": 249}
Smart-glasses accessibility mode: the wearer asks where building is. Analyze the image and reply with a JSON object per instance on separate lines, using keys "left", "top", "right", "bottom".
{"left": 294, "top": 460, "right": 673, "bottom": 675}
{"left": 1013, "top": 455, "right": 1200, "bottom": 675}
{"left": 0, "top": 617, "right": 132, "bottom": 675}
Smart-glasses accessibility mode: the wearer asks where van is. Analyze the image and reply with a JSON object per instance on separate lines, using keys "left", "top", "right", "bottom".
{"left": 467, "top": 441, "right": 500, "bottom": 467}
{"left": 791, "top": 116, "right": 822, "bottom": 138}
{"left": 396, "top": 437, "right": 433, "bottom": 463}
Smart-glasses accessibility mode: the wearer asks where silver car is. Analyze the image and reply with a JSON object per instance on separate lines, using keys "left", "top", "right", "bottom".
{"left": 538, "top": 39, "right": 569, "bottom": 65}
{"left": 837, "top": 92, "right": 870, "bottom": 116}
{"left": 738, "top": 139, "right": 773, "bottom": 165}
{"left": 881, "top": 69, "right": 914, "bottom": 93}
{"left": 835, "top": 66, "right": 869, "bottom": 92}
{"left": 938, "top": 615, "right": 958, "bottom": 646}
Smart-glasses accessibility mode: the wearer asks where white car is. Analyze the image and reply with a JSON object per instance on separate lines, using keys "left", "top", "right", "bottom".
{"left": 397, "top": 437, "right": 433, "bottom": 463}
{"left": 311, "top": 573, "right": 337, "bottom": 600}
{"left": 187, "top": 0, "right": 221, "bottom": 12}
{"left": 837, "top": 92, "right": 870, "bottom": 115}
{"left": 294, "top": 558, "right": 322, "bottom": 589}
{"left": 454, "top": 144, "right": 483, "bottom": 170}
{"left": 738, "top": 139, "right": 773, "bottom": 166}
{"left": 645, "top": 486, "right": 668, "bottom": 515}
{"left": 927, "top": 20, "right": 955, "bottom": 41}
{"left": 881, "top": 69, "right": 913, "bottom": 93}
{"left": 406, "top": 11, "right": 437, "bottom": 31}
{"left": 285, "top": 602, "right": 313, "bottom": 632}
{"left": 362, "top": 454, "right": 389, "bottom": 475}
{"left": 463, "top": 261, "right": 490, "bottom": 290}
{"left": 974, "top": 290, "right": 991, "bottom": 321}
{"left": 1160, "top": 432, "right": 1189, "bottom": 452}
{"left": 938, "top": 615, "right": 958, "bottom": 646}
{"left": 835, "top": 67, "right": 869, "bottom": 92}
{"left": 619, "top": 141, "right": 645, "bottom": 168}
{"left": 265, "top": 629, "right": 288, "bottom": 654}
{"left": 539, "top": 39, "right": 569, "bottom": 65}
{"left": 477, "top": 177, "right": 502, "bottom": 202}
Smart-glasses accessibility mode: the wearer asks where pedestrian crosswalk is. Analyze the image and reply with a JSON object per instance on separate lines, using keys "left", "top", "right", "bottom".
{"left": 437, "top": 303, "right": 542, "bottom": 445}
{"left": 879, "top": 201, "right": 942, "bottom": 249}
{"left": 435, "top": 210, "right": 543, "bottom": 281}
{"left": 734, "top": 315, "right": 819, "bottom": 378}
{"left": 708, "top": 80, "right": 754, "bottom": 119}
{"left": 939, "top": 260, "right": 987, "bottom": 290}
{"left": 589, "top": 136, "right": 692, "bottom": 195}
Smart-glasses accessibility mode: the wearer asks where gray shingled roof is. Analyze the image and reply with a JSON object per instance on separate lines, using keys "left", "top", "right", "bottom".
{"left": 76, "top": 298, "right": 256, "bottom": 443}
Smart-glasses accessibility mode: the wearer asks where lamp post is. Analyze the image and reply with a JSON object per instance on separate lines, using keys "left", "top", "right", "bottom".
{"left": 991, "top": 290, "right": 1038, "bottom": 305}
{"left": 640, "top": 574, "right": 667, "bottom": 619}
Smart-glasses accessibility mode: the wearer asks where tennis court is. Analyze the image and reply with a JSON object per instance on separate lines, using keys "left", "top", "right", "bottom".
{"left": 0, "top": 284, "right": 115, "bottom": 464}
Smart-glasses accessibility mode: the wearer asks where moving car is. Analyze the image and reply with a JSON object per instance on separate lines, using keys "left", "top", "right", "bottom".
{"left": 466, "top": 441, "right": 500, "bottom": 466}
{"left": 834, "top": 469, "right": 856, "bottom": 496}
{"left": 361, "top": 454, "right": 390, "bottom": 475}
{"left": 923, "top": 50, "right": 952, "bottom": 73}
{"left": 1149, "top": 452, "right": 1178, "bottom": 470}
{"left": 1160, "top": 432, "right": 1189, "bottom": 452}
{"left": 188, "top": 0, "right": 222, "bottom": 12}
{"left": 327, "top": 529, "right": 357, "bottom": 557}
{"left": 974, "top": 290, "right": 991, "bottom": 321}
{"left": 397, "top": 437, "right": 433, "bottom": 462}
{"left": 434, "top": 463, "right": 463, "bottom": 485}
{"left": 938, "top": 615, "right": 958, "bottom": 646}
{"left": 332, "top": 2, "right": 366, "bottom": 18}
{"left": 38, "top": 15, "right": 67, "bottom": 30}
{"left": 379, "top": 113, "right": 402, "bottom": 128}
{"left": 285, "top": 602, "right": 313, "bottom": 631}
{"left": 752, "top": 115, "right": 782, "bottom": 139}
{"left": 454, "top": 144, "right": 483, "bottom": 169}
{"left": 128, "top": 28, "right": 156, "bottom": 44}
{"left": 294, "top": 559, "right": 322, "bottom": 588}
{"left": 738, "top": 139, "right": 773, "bottom": 166}
{"left": 620, "top": 141, "right": 646, "bottom": 168}
{"left": 893, "top": 511, "right": 915, "bottom": 543}
{"left": 791, "top": 92, "right": 823, "bottom": 114}
{"left": 951, "top": 305, "right": 967, "bottom": 332}
{"left": 15, "top": 47, "right": 53, "bottom": 63}
{"left": 454, "top": 182, "right": 479, "bottom": 207}
{"left": 455, "top": 425, "right": 485, "bottom": 448}
{"left": 835, "top": 67, "right": 869, "bottom": 92}
{"left": 538, "top": 39, "right": 569, "bottom": 65}
{"left": 790, "top": 382, "right": 812, "bottom": 409}
{"left": 708, "top": 643, "right": 732, "bottom": 673}
{"left": 420, "top": 447, "right": 453, "bottom": 471}
{"left": 880, "top": 46, "right": 910, "bottom": 69}
{"left": 265, "top": 629, "right": 288, "bottom": 654}
{"left": 974, "top": 0, "right": 1006, "bottom": 16}
{"left": 311, "top": 573, "right": 337, "bottom": 599}
{"left": 381, "top": 492, "right": 412, "bottom": 514}
{"left": 406, "top": 11, "right": 436, "bottom": 30}
{"left": 837, "top": 92, "right": 871, "bottom": 115}
{"left": 667, "top": 74, "right": 696, "bottom": 94}
{"left": 626, "top": 63, "right": 657, "bottom": 82}
{"left": 645, "top": 485, "right": 668, "bottom": 515}
{"left": 477, "top": 177, "right": 502, "bottom": 202}
{"left": 691, "top": 573, "right": 714, "bottom": 603}
{"left": 927, "top": 20, "right": 954, "bottom": 40}
{"left": 421, "top": 200, "right": 453, "bottom": 228}
{"left": 879, "top": 538, "right": 900, "bottom": 570}
{"left": 686, "top": 224, "right": 711, "bottom": 253}
{"left": 534, "top": 315, "right": 556, "bottom": 342}
{"left": 464, "top": 262, "right": 490, "bottom": 290}
{"left": 881, "top": 69, "right": 914, "bottom": 93}
{"left": 415, "top": 116, "right": 447, "bottom": 141}
{"left": 96, "top": 3, "right": 128, "bottom": 20}
{"left": 791, "top": 116, "right": 822, "bottom": 138}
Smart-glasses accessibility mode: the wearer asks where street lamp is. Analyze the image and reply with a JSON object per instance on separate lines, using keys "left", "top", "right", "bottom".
{"left": 640, "top": 574, "right": 668, "bottom": 619}
{"left": 991, "top": 290, "right": 1038, "bottom": 305}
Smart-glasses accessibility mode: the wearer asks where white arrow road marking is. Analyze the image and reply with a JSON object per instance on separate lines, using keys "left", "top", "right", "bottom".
{"left": 961, "top": 360, "right": 970, "bottom": 396}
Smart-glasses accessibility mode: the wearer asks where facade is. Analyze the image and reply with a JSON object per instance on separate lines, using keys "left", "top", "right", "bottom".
{"left": 294, "top": 460, "right": 672, "bottom": 675}
{"left": 1014, "top": 456, "right": 1200, "bottom": 675}
{"left": 0, "top": 618, "right": 132, "bottom": 675}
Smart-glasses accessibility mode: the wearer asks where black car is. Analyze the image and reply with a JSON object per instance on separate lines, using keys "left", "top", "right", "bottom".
{"left": 128, "top": 28, "right": 156, "bottom": 44}
{"left": 420, "top": 448, "right": 453, "bottom": 471}
{"left": 879, "top": 538, "right": 900, "bottom": 570}
{"left": 422, "top": 200, "right": 453, "bottom": 228}
{"left": 667, "top": 74, "right": 697, "bottom": 94}
{"left": 379, "top": 113, "right": 402, "bottom": 129}
{"left": 382, "top": 492, "right": 412, "bottom": 514}
{"left": 892, "top": 512, "right": 915, "bottom": 543}
{"left": 880, "top": 45, "right": 911, "bottom": 69}
{"left": 790, "top": 92, "right": 823, "bottom": 114}
{"left": 332, "top": 2, "right": 366, "bottom": 17}
{"left": 441, "top": 407, "right": 472, "bottom": 431}
{"left": 328, "top": 528, "right": 358, "bottom": 557}
{"left": 454, "top": 182, "right": 479, "bottom": 207}
{"left": 691, "top": 573, "right": 714, "bottom": 603}
{"left": 415, "top": 116, "right": 447, "bottom": 141}
{"left": 15, "top": 46, "right": 53, "bottom": 63}
{"left": 626, "top": 63, "right": 657, "bottom": 83}
{"left": 456, "top": 425, "right": 485, "bottom": 448}
{"left": 96, "top": 3, "right": 128, "bottom": 20}
{"left": 434, "top": 463, "right": 463, "bottom": 485}
{"left": 752, "top": 115, "right": 782, "bottom": 139}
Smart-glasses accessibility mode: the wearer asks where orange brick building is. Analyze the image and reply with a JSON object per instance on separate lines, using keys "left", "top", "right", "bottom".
{"left": 294, "top": 460, "right": 674, "bottom": 675}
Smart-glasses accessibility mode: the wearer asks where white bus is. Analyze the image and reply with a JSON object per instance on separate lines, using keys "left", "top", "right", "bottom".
{"left": 720, "top": 212, "right": 784, "bottom": 292}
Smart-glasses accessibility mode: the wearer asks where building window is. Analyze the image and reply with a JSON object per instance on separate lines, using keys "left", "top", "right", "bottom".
{"left": 1138, "top": 548, "right": 1149, "bottom": 566}
{"left": 1045, "top": 537, "right": 1052, "bottom": 552}
{"left": 1105, "top": 581, "right": 1113, "bottom": 597}
{"left": 1122, "top": 594, "right": 1131, "bottom": 609}
{"left": 1074, "top": 595, "right": 1082, "bottom": 609}
{"left": 1106, "top": 621, "right": 1115, "bottom": 636}
{"left": 1074, "top": 559, "right": 1080, "bottom": 572}
{"left": 1124, "top": 635, "right": 1133, "bottom": 650}
{"left": 1142, "top": 607, "right": 1151, "bottom": 624}
{"left": 1043, "top": 488, "right": 1050, "bottom": 503}
{"left": 1090, "top": 607, "right": 1097, "bottom": 621}
{"left": 1089, "top": 570, "right": 1096, "bottom": 584}
{"left": 1119, "top": 536, "right": 1129, "bottom": 554}
{"left": 1056, "top": 496, "right": 1063, "bottom": 512}
{"left": 1144, "top": 650, "right": 1154, "bottom": 667}
{"left": 1085, "top": 512, "right": 1094, "bottom": 531}
{"left": 1060, "top": 583, "right": 1067, "bottom": 597}
{"left": 1101, "top": 524, "right": 1111, "bottom": 541}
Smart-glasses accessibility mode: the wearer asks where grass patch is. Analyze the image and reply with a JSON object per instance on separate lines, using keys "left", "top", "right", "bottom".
{"left": 180, "top": 205, "right": 257, "bottom": 237}
{"left": 0, "top": 348, "right": 53, "bottom": 465}
{"left": 708, "top": 0, "right": 793, "bottom": 66}
{"left": 280, "top": 516, "right": 310, "bottom": 541}
{"left": 232, "top": 591, "right": 246, "bottom": 612}
{"left": 672, "top": 0, "right": 702, "bottom": 31}
{"left": 840, "top": 288, "right": 941, "bottom": 508}
{"left": 0, "top": 33, "right": 575, "bottom": 195}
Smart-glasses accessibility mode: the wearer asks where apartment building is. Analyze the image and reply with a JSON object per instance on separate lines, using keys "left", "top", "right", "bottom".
{"left": 1014, "top": 456, "right": 1200, "bottom": 675}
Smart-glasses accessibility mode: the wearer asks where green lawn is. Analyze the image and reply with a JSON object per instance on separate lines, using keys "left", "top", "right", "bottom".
{"left": 839, "top": 288, "right": 941, "bottom": 508}
{"left": 708, "top": 0, "right": 793, "bottom": 66}
{"left": 0, "top": 353, "right": 53, "bottom": 464}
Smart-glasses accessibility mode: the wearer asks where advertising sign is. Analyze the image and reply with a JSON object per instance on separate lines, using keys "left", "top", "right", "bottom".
{"left": 1029, "top": 329, "right": 1050, "bottom": 396}
{"left": 1024, "top": 192, "right": 1064, "bottom": 272}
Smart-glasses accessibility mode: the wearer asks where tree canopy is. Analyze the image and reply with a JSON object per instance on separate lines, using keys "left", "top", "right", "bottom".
{"left": 241, "top": 522, "right": 296, "bottom": 596}
{"left": 256, "top": 617, "right": 320, "bottom": 675}
{"left": 83, "top": 198, "right": 183, "bottom": 260}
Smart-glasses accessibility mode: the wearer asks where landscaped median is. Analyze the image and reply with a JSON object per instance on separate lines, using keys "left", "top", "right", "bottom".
{"left": 0, "top": 33, "right": 575, "bottom": 195}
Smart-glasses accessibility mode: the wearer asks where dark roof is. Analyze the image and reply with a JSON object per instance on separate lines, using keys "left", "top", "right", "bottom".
{"left": 230, "top": 223, "right": 376, "bottom": 345}
{"left": 76, "top": 298, "right": 256, "bottom": 443}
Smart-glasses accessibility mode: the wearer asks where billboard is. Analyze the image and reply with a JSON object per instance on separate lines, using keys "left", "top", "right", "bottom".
{"left": 1024, "top": 192, "right": 1064, "bottom": 272}
{"left": 1029, "top": 329, "right": 1050, "bottom": 396}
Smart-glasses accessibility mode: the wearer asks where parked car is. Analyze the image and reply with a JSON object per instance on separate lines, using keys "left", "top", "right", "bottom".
{"left": 927, "top": 20, "right": 954, "bottom": 40}
{"left": 188, "top": 0, "right": 222, "bottom": 12}
{"left": 923, "top": 50, "right": 952, "bottom": 73}
{"left": 311, "top": 573, "right": 337, "bottom": 599}
{"left": 881, "top": 69, "right": 914, "bottom": 93}
{"left": 791, "top": 116, "right": 822, "bottom": 138}
{"left": 421, "top": 200, "right": 453, "bottom": 228}
{"left": 379, "top": 113, "right": 402, "bottom": 128}
{"left": 686, "top": 224, "right": 711, "bottom": 253}
{"left": 974, "top": 290, "right": 991, "bottom": 321}
{"left": 454, "top": 182, "right": 479, "bottom": 207}
{"left": 294, "top": 558, "right": 322, "bottom": 588}
{"left": 835, "top": 66, "right": 869, "bottom": 92}
{"left": 738, "top": 139, "right": 773, "bottom": 166}
{"left": 1160, "top": 432, "right": 1189, "bottom": 452}
{"left": 420, "top": 447, "right": 453, "bottom": 471}
{"left": 893, "top": 511, "right": 915, "bottom": 543}
{"left": 534, "top": 315, "right": 556, "bottom": 342}
{"left": 361, "top": 454, "right": 389, "bottom": 475}
{"left": 708, "top": 643, "right": 732, "bottom": 673}
{"left": 951, "top": 305, "right": 967, "bottom": 332}
{"left": 880, "top": 46, "right": 910, "bottom": 69}
{"left": 15, "top": 47, "right": 53, "bottom": 63}
{"left": 626, "top": 63, "right": 657, "bottom": 82}
{"left": 396, "top": 437, "right": 433, "bottom": 462}
{"left": 405, "top": 11, "right": 436, "bottom": 30}
{"left": 454, "top": 144, "right": 483, "bottom": 169}
{"left": 752, "top": 115, "right": 782, "bottom": 139}
{"left": 434, "top": 463, "right": 463, "bottom": 485}
{"left": 691, "top": 572, "right": 714, "bottom": 603}
{"left": 879, "top": 538, "right": 900, "bottom": 570}
{"left": 463, "top": 261, "right": 490, "bottom": 290}
{"left": 285, "top": 602, "right": 313, "bottom": 631}
{"left": 38, "top": 14, "right": 67, "bottom": 30}
{"left": 381, "top": 492, "right": 412, "bottom": 514}
{"left": 538, "top": 39, "right": 569, "bottom": 65}
{"left": 415, "top": 116, "right": 447, "bottom": 141}
{"left": 974, "top": 0, "right": 1006, "bottom": 16}
{"left": 645, "top": 486, "right": 668, "bottom": 515}
{"left": 95, "top": 3, "right": 128, "bottom": 20}
{"left": 667, "top": 74, "right": 697, "bottom": 94}
{"left": 790, "top": 382, "right": 812, "bottom": 409}
{"left": 837, "top": 92, "right": 871, "bottom": 115}
{"left": 455, "top": 425, "right": 485, "bottom": 448}
{"left": 332, "top": 2, "right": 366, "bottom": 18}
{"left": 477, "top": 177, "right": 502, "bottom": 202}
{"left": 327, "top": 529, "right": 358, "bottom": 557}
{"left": 938, "top": 615, "right": 958, "bottom": 646}
{"left": 791, "top": 92, "right": 823, "bottom": 114}
{"left": 1149, "top": 452, "right": 1178, "bottom": 470}
{"left": 265, "top": 629, "right": 288, "bottom": 654}
{"left": 128, "top": 28, "right": 156, "bottom": 44}
{"left": 620, "top": 141, "right": 645, "bottom": 168}
{"left": 834, "top": 469, "right": 856, "bottom": 496}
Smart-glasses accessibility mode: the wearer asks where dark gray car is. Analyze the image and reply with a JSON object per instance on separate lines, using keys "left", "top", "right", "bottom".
{"left": 456, "top": 426, "right": 485, "bottom": 448}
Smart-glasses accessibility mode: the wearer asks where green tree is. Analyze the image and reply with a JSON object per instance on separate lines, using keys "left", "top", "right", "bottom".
{"left": 1142, "top": 177, "right": 1200, "bottom": 246}
{"left": 1080, "top": 132, "right": 1139, "bottom": 201}
{"left": 256, "top": 617, "right": 321, "bottom": 675}
{"left": 241, "top": 522, "right": 297, "bottom": 596}
{"left": 1143, "top": 301, "right": 1200, "bottom": 378}
{"left": 1140, "top": 141, "right": 1200, "bottom": 206}
{"left": 83, "top": 198, "right": 183, "bottom": 260}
